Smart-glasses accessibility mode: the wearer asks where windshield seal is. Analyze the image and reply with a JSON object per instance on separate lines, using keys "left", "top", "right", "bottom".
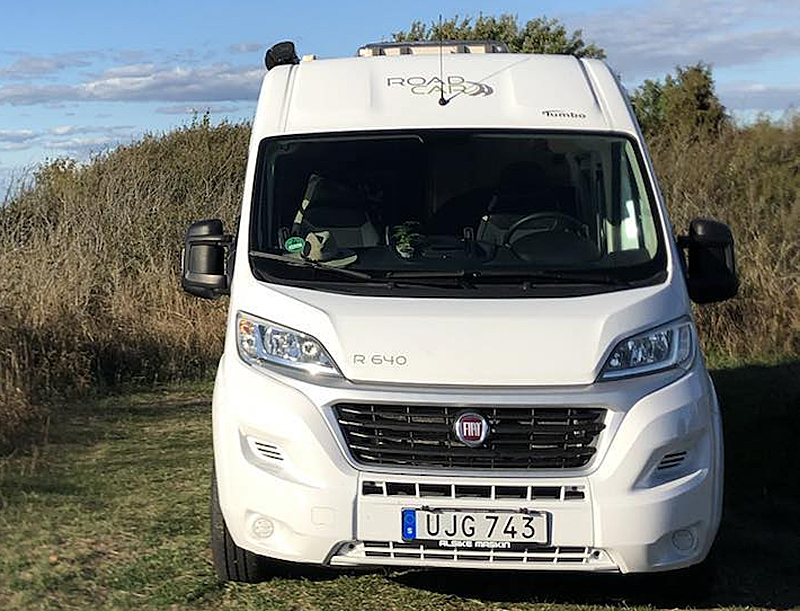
{"left": 247, "top": 129, "right": 669, "bottom": 298}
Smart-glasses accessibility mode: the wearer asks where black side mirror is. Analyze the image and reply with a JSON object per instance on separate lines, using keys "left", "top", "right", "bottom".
{"left": 678, "top": 218, "right": 738, "bottom": 304}
{"left": 181, "top": 219, "right": 232, "bottom": 299}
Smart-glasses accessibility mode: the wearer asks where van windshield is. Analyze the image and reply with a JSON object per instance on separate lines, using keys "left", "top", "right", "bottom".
{"left": 249, "top": 131, "right": 667, "bottom": 293}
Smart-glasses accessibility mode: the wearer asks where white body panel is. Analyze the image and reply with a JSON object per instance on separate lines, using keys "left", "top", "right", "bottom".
{"left": 239, "top": 280, "right": 686, "bottom": 386}
{"left": 252, "top": 55, "right": 638, "bottom": 137}
{"left": 211, "top": 52, "right": 723, "bottom": 573}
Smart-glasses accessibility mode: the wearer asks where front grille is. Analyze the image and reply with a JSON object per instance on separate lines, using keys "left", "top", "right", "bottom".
{"left": 333, "top": 404, "right": 606, "bottom": 470}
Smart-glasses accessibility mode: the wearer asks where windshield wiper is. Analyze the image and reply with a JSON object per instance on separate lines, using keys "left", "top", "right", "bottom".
{"left": 250, "top": 254, "right": 634, "bottom": 288}
{"left": 388, "top": 269, "right": 630, "bottom": 286}
{"left": 474, "top": 269, "right": 632, "bottom": 286}
{"left": 383, "top": 270, "right": 477, "bottom": 289}
{"left": 251, "top": 254, "right": 473, "bottom": 289}
{"left": 385, "top": 270, "right": 474, "bottom": 279}
{"left": 249, "top": 250, "right": 374, "bottom": 280}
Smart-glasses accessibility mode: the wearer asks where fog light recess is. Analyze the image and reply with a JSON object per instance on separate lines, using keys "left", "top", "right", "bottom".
{"left": 251, "top": 516, "right": 275, "bottom": 540}
{"left": 672, "top": 529, "right": 695, "bottom": 551}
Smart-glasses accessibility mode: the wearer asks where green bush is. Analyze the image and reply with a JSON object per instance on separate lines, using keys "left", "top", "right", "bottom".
{"left": 631, "top": 63, "right": 728, "bottom": 138}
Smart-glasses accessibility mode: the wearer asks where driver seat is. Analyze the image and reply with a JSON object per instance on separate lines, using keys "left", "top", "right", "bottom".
{"left": 477, "top": 161, "right": 554, "bottom": 245}
{"left": 476, "top": 186, "right": 580, "bottom": 245}
{"left": 475, "top": 210, "right": 521, "bottom": 245}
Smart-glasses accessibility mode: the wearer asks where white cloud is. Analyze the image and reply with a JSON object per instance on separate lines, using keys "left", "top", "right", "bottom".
{"left": 0, "top": 62, "right": 264, "bottom": 105}
{"left": 229, "top": 43, "right": 263, "bottom": 54}
{"left": 99, "top": 63, "right": 158, "bottom": 79}
{"left": 0, "top": 125, "right": 136, "bottom": 153}
{"left": 49, "top": 124, "right": 133, "bottom": 136}
{"left": 0, "top": 83, "right": 74, "bottom": 105}
{"left": 720, "top": 81, "right": 800, "bottom": 111}
{"left": 46, "top": 135, "right": 120, "bottom": 152}
{"left": 572, "top": 0, "right": 800, "bottom": 81}
{"left": 0, "top": 129, "right": 37, "bottom": 143}
{"left": 0, "top": 141, "right": 36, "bottom": 152}
{"left": 0, "top": 51, "right": 97, "bottom": 79}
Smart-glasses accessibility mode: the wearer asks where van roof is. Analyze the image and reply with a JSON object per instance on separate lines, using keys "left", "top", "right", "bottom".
{"left": 251, "top": 53, "right": 639, "bottom": 141}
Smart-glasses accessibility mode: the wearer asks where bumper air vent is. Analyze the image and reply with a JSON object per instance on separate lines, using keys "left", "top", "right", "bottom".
{"left": 657, "top": 451, "right": 688, "bottom": 470}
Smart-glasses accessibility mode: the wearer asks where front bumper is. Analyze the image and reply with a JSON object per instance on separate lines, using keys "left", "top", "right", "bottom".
{"left": 212, "top": 354, "right": 723, "bottom": 573}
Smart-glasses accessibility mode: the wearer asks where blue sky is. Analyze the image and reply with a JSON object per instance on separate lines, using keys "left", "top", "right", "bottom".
{"left": 1, "top": 0, "right": 799, "bottom": 193}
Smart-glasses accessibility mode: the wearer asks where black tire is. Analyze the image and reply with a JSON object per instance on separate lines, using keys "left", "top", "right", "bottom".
{"left": 210, "top": 466, "right": 273, "bottom": 583}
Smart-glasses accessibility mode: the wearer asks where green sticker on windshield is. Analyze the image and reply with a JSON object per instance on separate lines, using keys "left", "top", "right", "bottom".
{"left": 284, "top": 236, "right": 305, "bottom": 253}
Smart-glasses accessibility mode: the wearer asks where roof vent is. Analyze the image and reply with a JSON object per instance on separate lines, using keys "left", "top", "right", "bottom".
{"left": 265, "top": 41, "right": 299, "bottom": 70}
{"left": 358, "top": 40, "right": 508, "bottom": 57}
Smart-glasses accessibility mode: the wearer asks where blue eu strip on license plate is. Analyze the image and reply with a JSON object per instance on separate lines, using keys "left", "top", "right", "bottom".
{"left": 401, "top": 509, "right": 416, "bottom": 540}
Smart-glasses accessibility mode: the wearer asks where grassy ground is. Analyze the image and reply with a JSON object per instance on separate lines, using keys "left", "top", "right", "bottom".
{"left": 1, "top": 362, "right": 798, "bottom": 611}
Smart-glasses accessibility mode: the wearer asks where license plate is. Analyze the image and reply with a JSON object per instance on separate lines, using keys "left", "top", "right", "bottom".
{"left": 402, "top": 508, "right": 548, "bottom": 548}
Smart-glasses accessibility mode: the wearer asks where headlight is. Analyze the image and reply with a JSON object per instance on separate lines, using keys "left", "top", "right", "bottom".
{"left": 599, "top": 319, "right": 694, "bottom": 380}
{"left": 236, "top": 311, "right": 340, "bottom": 377}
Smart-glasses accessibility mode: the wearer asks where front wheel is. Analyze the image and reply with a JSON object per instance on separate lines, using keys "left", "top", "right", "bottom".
{"left": 210, "top": 465, "right": 273, "bottom": 583}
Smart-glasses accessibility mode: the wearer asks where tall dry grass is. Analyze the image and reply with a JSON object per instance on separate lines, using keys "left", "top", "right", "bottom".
{"left": 1, "top": 115, "right": 798, "bottom": 444}
{"left": 650, "top": 116, "right": 800, "bottom": 359}
{"left": 0, "top": 118, "right": 248, "bottom": 444}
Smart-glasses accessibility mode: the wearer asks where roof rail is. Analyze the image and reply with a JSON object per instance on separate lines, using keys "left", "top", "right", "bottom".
{"left": 358, "top": 40, "right": 509, "bottom": 57}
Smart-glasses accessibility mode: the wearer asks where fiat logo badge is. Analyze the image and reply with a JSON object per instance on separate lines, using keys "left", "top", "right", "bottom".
{"left": 454, "top": 411, "right": 489, "bottom": 447}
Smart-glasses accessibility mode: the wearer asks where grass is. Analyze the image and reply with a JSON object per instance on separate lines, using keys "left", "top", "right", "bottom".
{"left": 1, "top": 361, "right": 798, "bottom": 611}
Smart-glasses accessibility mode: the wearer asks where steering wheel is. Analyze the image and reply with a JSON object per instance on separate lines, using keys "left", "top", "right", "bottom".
{"left": 502, "top": 212, "right": 587, "bottom": 246}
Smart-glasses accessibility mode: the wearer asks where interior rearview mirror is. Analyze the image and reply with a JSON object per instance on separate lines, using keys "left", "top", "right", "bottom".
{"left": 180, "top": 219, "right": 232, "bottom": 299}
{"left": 678, "top": 218, "right": 738, "bottom": 304}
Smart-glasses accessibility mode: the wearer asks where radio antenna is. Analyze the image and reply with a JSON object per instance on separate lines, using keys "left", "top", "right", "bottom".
{"left": 438, "top": 14, "right": 448, "bottom": 106}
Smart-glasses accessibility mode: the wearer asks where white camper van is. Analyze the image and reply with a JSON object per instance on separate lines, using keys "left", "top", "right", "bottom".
{"left": 181, "top": 41, "right": 738, "bottom": 581}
